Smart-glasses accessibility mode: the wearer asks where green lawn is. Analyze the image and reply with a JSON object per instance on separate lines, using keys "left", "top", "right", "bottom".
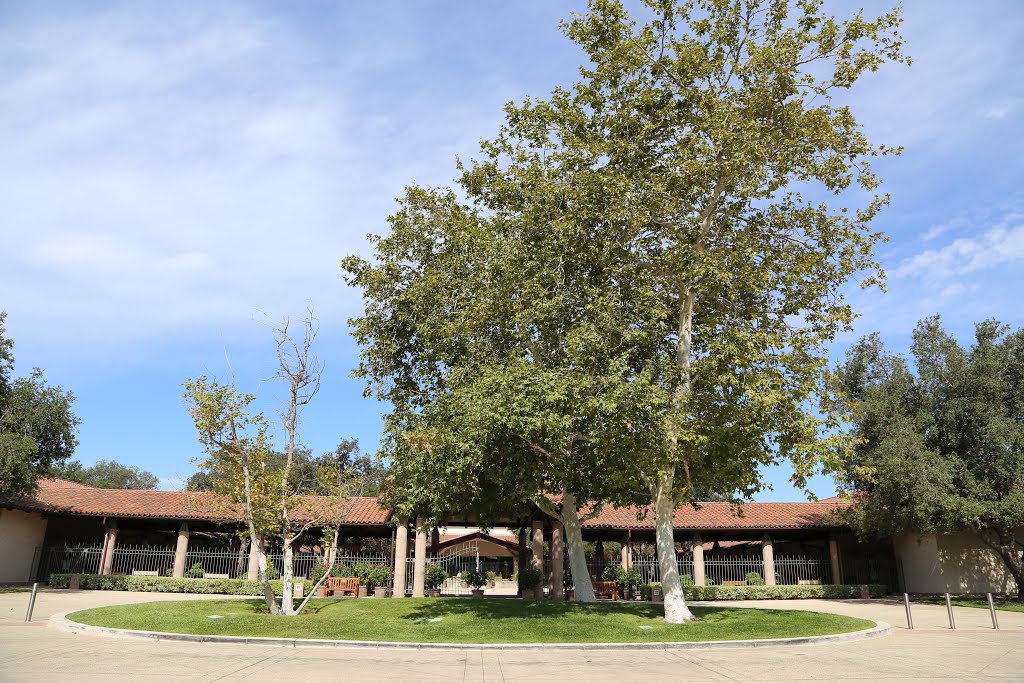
{"left": 67, "top": 598, "right": 874, "bottom": 643}
{"left": 0, "top": 587, "right": 29, "bottom": 593}
{"left": 915, "top": 596, "right": 1024, "bottom": 613}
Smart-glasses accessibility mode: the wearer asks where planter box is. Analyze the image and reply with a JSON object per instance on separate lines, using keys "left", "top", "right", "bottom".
{"left": 315, "top": 584, "right": 328, "bottom": 598}
{"left": 426, "top": 589, "right": 441, "bottom": 597}
{"left": 372, "top": 587, "right": 387, "bottom": 598}
{"left": 357, "top": 585, "right": 368, "bottom": 598}
{"left": 471, "top": 589, "right": 485, "bottom": 599}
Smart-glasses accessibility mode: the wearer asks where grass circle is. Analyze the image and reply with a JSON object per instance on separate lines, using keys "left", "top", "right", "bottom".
{"left": 66, "top": 598, "right": 875, "bottom": 644}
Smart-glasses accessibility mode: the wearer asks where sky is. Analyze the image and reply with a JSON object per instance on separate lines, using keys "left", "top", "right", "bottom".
{"left": 1, "top": 1, "right": 1022, "bottom": 500}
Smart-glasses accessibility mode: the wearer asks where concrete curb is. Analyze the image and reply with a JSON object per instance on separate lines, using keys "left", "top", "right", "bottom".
{"left": 49, "top": 611, "right": 890, "bottom": 651}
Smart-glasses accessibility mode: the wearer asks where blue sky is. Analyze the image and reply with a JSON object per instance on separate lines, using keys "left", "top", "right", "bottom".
{"left": 1, "top": 1, "right": 1022, "bottom": 500}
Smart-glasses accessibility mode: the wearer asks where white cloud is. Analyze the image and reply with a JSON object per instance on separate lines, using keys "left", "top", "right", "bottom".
{"left": 984, "top": 103, "right": 1016, "bottom": 120}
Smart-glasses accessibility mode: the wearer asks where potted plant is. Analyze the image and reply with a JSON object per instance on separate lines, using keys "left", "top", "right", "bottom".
{"left": 366, "top": 563, "right": 391, "bottom": 598}
{"left": 624, "top": 568, "right": 643, "bottom": 600}
{"left": 464, "top": 568, "right": 488, "bottom": 598}
{"left": 517, "top": 565, "right": 541, "bottom": 599}
{"left": 602, "top": 565, "right": 626, "bottom": 600}
{"left": 424, "top": 563, "right": 447, "bottom": 597}
{"left": 310, "top": 562, "right": 330, "bottom": 597}
{"left": 485, "top": 570, "right": 497, "bottom": 588}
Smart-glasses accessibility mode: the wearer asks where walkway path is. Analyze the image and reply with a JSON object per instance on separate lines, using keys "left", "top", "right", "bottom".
{"left": 0, "top": 589, "right": 1021, "bottom": 681}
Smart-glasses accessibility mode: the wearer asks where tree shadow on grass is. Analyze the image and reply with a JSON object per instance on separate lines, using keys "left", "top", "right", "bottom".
{"left": 402, "top": 598, "right": 666, "bottom": 622}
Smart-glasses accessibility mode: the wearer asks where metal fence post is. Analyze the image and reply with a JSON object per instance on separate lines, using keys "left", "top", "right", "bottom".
{"left": 987, "top": 593, "right": 999, "bottom": 629}
{"left": 944, "top": 593, "right": 956, "bottom": 629}
{"left": 24, "top": 583, "right": 39, "bottom": 622}
{"left": 903, "top": 592, "right": 913, "bottom": 629}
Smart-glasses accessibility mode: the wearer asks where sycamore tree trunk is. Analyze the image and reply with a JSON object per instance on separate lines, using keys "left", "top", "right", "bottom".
{"left": 249, "top": 531, "right": 280, "bottom": 614}
{"left": 561, "top": 492, "right": 596, "bottom": 603}
{"left": 281, "top": 534, "right": 296, "bottom": 615}
{"left": 653, "top": 471, "right": 694, "bottom": 622}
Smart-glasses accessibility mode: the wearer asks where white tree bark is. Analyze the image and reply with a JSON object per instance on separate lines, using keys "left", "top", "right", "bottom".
{"left": 653, "top": 472, "right": 694, "bottom": 623}
{"left": 281, "top": 535, "right": 295, "bottom": 614}
{"left": 561, "top": 492, "right": 596, "bottom": 603}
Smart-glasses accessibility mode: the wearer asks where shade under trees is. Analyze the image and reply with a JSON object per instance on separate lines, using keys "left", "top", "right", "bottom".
{"left": 835, "top": 317, "right": 1024, "bottom": 596}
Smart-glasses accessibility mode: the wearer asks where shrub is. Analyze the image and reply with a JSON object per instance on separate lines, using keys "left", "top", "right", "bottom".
{"left": 517, "top": 565, "right": 542, "bottom": 591}
{"left": 485, "top": 571, "right": 497, "bottom": 583}
{"left": 639, "top": 583, "right": 659, "bottom": 601}
{"left": 464, "top": 568, "right": 488, "bottom": 590}
{"left": 624, "top": 567, "right": 643, "bottom": 591}
{"left": 183, "top": 563, "right": 204, "bottom": 579}
{"left": 48, "top": 573, "right": 304, "bottom": 596}
{"left": 424, "top": 563, "right": 448, "bottom": 590}
{"left": 361, "top": 563, "right": 392, "bottom": 590}
{"left": 601, "top": 565, "right": 626, "bottom": 588}
{"left": 745, "top": 572, "right": 765, "bottom": 586}
{"left": 264, "top": 564, "right": 280, "bottom": 580}
{"left": 680, "top": 574, "right": 694, "bottom": 586}
{"left": 679, "top": 583, "right": 887, "bottom": 600}
{"left": 310, "top": 563, "right": 329, "bottom": 586}
{"left": 331, "top": 562, "right": 356, "bottom": 578}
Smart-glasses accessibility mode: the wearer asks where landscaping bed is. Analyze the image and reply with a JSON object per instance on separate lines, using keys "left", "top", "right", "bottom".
{"left": 638, "top": 583, "right": 887, "bottom": 601}
{"left": 65, "top": 597, "right": 875, "bottom": 644}
{"left": 49, "top": 573, "right": 304, "bottom": 596}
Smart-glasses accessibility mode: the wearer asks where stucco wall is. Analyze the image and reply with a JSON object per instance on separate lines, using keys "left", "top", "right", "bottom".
{"left": 894, "top": 529, "right": 1021, "bottom": 596}
{"left": 0, "top": 508, "right": 48, "bottom": 583}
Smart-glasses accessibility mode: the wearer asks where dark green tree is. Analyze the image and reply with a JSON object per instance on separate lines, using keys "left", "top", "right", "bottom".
{"left": 52, "top": 458, "right": 159, "bottom": 490}
{"left": 835, "top": 317, "right": 1024, "bottom": 596}
{"left": 0, "top": 312, "right": 80, "bottom": 497}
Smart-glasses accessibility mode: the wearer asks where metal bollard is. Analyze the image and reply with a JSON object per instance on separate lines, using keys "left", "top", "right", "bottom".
{"left": 945, "top": 593, "right": 956, "bottom": 629}
{"left": 987, "top": 593, "right": 999, "bottom": 630}
{"left": 904, "top": 592, "right": 914, "bottom": 629}
{"left": 24, "top": 583, "right": 39, "bottom": 622}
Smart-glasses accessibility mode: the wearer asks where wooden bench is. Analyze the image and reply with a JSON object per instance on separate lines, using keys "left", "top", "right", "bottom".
{"left": 131, "top": 570, "right": 159, "bottom": 576}
{"left": 722, "top": 580, "right": 748, "bottom": 586}
{"left": 206, "top": 573, "right": 230, "bottom": 580}
{"left": 592, "top": 581, "right": 619, "bottom": 601}
{"left": 327, "top": 577, "right": 360, "bottom": 597}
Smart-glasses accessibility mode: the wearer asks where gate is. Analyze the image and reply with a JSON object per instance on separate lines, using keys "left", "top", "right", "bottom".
{"left": 405, "top": 541, "right": 481, "bottom": 596}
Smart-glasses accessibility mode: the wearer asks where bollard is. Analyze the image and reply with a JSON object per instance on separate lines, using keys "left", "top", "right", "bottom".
{"left": 945, "top": 593, "right": 956, "bottom": 629}
{"left": 987, "top": 593, "right": 999, "bottom": 630}
{"left": 903, "top": 593, "right": 914, "bottom": 629}
{"left": 24, "top": 583, "right": 39, "bottom": 622}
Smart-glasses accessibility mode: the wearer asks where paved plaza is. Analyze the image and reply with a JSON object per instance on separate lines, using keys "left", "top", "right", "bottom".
{"left": 0, "top": 589, "right": 1022, "bottom": 681}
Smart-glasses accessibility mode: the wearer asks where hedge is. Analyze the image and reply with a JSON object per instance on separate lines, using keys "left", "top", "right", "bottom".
{"left": 638, "top": 583, "right": 886, "bottom": 601}
{"left": 49, "top": 573, "right": 305, "bottom": 596}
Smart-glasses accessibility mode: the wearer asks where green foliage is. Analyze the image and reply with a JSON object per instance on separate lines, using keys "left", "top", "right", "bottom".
{"left": 424, "top": 563, "right": 448, "bottom": 590}
{"left": 51, "top": 459, "right": 159, "bottom": 490}
{"left": 48, "top": 573, "right": 303, "bottom": 595}
{"left": 745, "top": 572, "right": 765, "bottom": 586}
{"left": 680, "top": 574, "right": 694, "bottom": 586}
{"left": 310, "top": 562, "right": 329, "bottom": 586}
{"left": 680, "top": 583, "right": 886, "bottom": 600}
{"left": 835, "top": 317, "right": 1024, "bottom": 594}
{"left": 264, "top": 563, "right": 280, "bottom": 580}
{"left": 516, "top": 565, "right": 542, "bottom": 591}
{"left": 183, "top": 563, "right": 204, "bottom": 579}
{"left": 0, "top": 312, "right": 80, "bottom": 498}
{"left": 331, "top": 562, "right": 356, "bottom": 578}
{"left": 463, "top": 568, "right": 488, "bottom": 590}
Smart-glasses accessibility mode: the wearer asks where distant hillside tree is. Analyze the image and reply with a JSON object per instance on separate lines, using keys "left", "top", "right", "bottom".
{"left": 52, "top": 459, "right": 158, "bottom": 490}
{"left": 835, "top": 317, "right": 1024, "bottom": 596}
{"left": 0, "top": 312, "right": 80, "bottom": 498}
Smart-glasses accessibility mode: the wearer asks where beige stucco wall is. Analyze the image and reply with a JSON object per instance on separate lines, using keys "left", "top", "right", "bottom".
{"left": 0, "top": 508, "right": 48, "bottom": 583}
{"left": 894, "top": 529, "right": 1021, "bottom": 596}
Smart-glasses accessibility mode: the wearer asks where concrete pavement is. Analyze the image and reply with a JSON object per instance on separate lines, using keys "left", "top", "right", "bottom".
{"left": 0, "top": 589, "right": 1022, "bottom": 681}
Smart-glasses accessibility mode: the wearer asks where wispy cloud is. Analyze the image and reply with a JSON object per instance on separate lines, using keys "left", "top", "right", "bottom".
{"left": 895, "top": 211, "right": 1024, "bottom": 280}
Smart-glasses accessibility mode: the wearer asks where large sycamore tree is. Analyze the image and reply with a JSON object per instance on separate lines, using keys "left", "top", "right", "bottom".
{"left": 836, "top": 318, "right": 1024, "bottom": 596}
{"left": 345, "top": 0, "right": 906, "bottom": 621}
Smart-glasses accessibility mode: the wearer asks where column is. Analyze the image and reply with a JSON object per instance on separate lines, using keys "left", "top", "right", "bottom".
{"left": 531, "top": 519, "right": 545, "bottom": 600}
{"left": 247, "top": 535, "right": 260, "bottom": 580}
{"left": 550, "top": 520, "right": 564, "bottom": 601}
{"left": 412, "top": 517, "right": 427, "bottom": 597}
{"left": 517, "top": 528, "right": 528, "bottom": 597}
{"left": 762, "top": 533, "right": 776, "bottom": 586}
{"left": 100, "top": 520, "right": 118, "bottom": 575}
{"left": 172, "top": 523, "right": 190, "bottom": 578}
{"left": 829, "top": 536, "right": 842, "bottom": 585}
{"left": 392, "top": 520, "right": 409, "bottom": 598}
{"left": 692, "top": 534, "right": 705, "bottom": 587}
{"left": 621, "top": 533, "right": 633, "bottom": 569}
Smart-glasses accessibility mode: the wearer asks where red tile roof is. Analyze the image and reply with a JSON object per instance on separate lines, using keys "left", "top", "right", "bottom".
{"left": 581, "top": 500, "right": 849, "bottom": 530}
{"left": 16, "top": 485, "right": 390, "bottom": 526}
{"left": 10, "top": 480, "right": 848, "bottom": 531}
